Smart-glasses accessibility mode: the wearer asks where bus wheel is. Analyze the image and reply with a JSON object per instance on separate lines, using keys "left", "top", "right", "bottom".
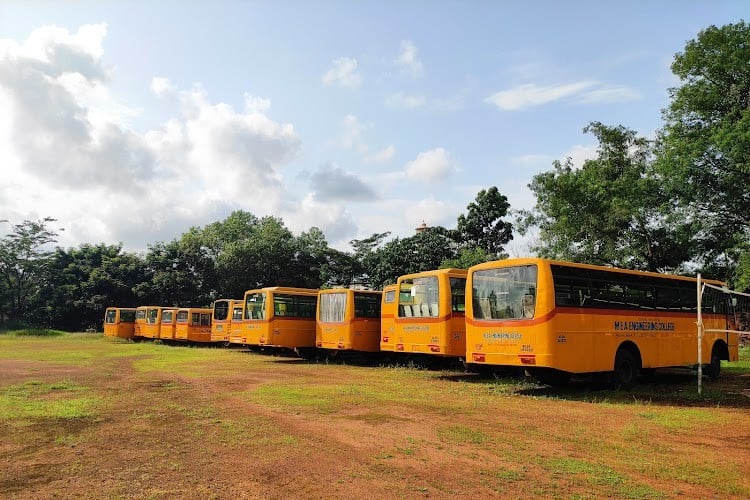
{"left": 614, "top": 348, "right": 639, "bottom": 389}
{"left": 705, "top": 345, "right": 722, "bottom": 380}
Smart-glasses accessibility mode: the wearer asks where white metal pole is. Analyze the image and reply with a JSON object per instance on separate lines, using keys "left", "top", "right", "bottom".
{"left": 697, "top": 273, "right": 703, "bottom": 395}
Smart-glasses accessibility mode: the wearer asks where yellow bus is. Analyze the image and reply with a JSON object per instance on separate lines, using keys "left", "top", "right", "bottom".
{"left": 379, "top": 284, "right": 398, "bottom": 352}
{"left": 139, "top": 306, "right": 170, "bottom": 339}
{"left": 174, "top": 307, "right": 213, "bottom": 343}
{"left": 159, "top": 309, "right": 177, "bottom": 340}
{"left": 134, "top": 306, "right": 147, "bottom": 338}
{"left": 228, "top": 300, "right": 246, "bottom": 346}
{"left": 103, "top": 307, "right": 136, "bottom": 339}
{"left": 229, "top": 301, "right": 245, "bottom": 345}
{"left": 242, "top": 287, "right": 318, "bottom": 353}
{"left": 392, "top": 268, "right": 468, "bottom": 357}
{"left": 466, "top": 257, "right": 740, "bottom": 386}
{"left": 211, "top": 299, "right": 242, "bottom": 344}
{"left": 317, "top": 289, "right": 382, "bottom": 353}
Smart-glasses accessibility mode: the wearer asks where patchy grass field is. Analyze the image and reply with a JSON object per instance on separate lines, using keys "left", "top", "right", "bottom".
{"left": 1, "top": 333, "right": 749, "bottom": 499}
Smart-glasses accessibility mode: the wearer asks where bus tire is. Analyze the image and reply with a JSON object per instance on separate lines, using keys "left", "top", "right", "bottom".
{"left": 705, "top": 345, "right": 722, "bottom": 380}
{"left": 614, "top": 348, "right": 639, "bottom": 389}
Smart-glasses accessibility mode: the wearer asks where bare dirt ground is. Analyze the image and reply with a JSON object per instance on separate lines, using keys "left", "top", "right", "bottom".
{"left": 1, "top": 338, "right": 749, "bottom": 499}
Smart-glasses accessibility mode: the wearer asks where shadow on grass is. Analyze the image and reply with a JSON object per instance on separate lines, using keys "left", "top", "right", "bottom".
{"left": 436, "top": 367, "right": 750, "bottom": 409}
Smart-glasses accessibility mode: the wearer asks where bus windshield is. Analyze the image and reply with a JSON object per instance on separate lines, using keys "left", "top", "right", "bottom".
{"left": 105, "top": 310, "right": 117, "bottom": 324}
{"left": 214, "top": 301, "right": 230, "bottom": 321}
{"left": 245, "top": 293, "right": 266, "bottom": 320}
{"left": 472, "top": 265, "right": 537, "bottom": 320}
{"left": 320, "top": 292, "right": 346, "bottom": 323}
{"left": 399, "top": 276, "right": 439, "bottom": 318}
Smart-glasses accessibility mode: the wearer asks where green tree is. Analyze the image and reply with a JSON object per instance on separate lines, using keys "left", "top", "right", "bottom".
{"left": 365, "top": 227, "right": 458, "bottom": 288}
{"left": 523, "top": 122, "right": 693, "bottom": 271}
{"left": 456, "top": 186, "right": 513, "bottom": 258}
{"left": 135, "top": 238, "right": 213, "bottom": 307}
{"left": 0, "top": 217, "right": 60, "bottom": 324}
{"left": 41, "top": 244, "right": 148, "bottom": 330}
{"left": 440, "top": 247, "right": 492, "bottom": 270}
{"left": 657, "top": 21, "right": 750, "bottom": 279}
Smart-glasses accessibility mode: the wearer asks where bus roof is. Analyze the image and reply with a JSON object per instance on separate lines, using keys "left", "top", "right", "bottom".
{"left": 396, "top": 268, "right": 468, "bottom": 281}
{"left": 468, "top": 257, "right": 725, "bottom": 286}
{"left": 243, "top": 286, "right": 319, "bottom": 296}
{"left": 319, "top": 288, "right": 382, "bottom": 295}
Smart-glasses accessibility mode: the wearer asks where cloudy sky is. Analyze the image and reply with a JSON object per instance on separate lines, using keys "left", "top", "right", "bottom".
{"left": 0, "top": 1, "right": 745, "bottom": 254}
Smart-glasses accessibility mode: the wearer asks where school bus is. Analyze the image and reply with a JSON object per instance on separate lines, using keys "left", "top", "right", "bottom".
{"left": 242, "top": 287, "right": 318, "bottom": 351}
{"left": 174, "top": 308, "right": 213, "bottom": 342}
{"left": 212, "top": 299, "right": 242, "bottom": 343}
{"left": 317, "top": 289, "right": 382, "bottom": 352}
{"left": 466, "top": 257, "right": 740, "bottom": 386}
{"left": 229, "top": 301, "right": 245, "bottom": 344}
{"left": 392, "top": 268, "right": 468, "bottom": 357}
{"left": 379, "top": 284, "right": 398, "bottom": 352}
{"left": 139, "top": 306, "right": 170, "bottom": 339}
{"left": 103, "top": 307, "right": 136, "bottom": 339}
{"left": 134, "top": 306, "right": 147, "bottom": 338}
{"left": 228, "top": 300, "right": 246, "bottom": 345}
{"left": 159, "top": 309, "right": 177, "bottom": 340}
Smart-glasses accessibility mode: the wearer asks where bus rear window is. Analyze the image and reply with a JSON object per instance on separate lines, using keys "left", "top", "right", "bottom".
{"left": 472, "top": 265, "right": 537, "bottom": 320}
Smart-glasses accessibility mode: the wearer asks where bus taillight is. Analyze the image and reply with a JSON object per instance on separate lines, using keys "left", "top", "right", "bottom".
{"left": 519, "top": 354, "right": 536, "bottom": 365}
{"left": 396, "top": 343, "right": 404, "bottom": 351}
{"left": 429, "top": 345, "right": 440, "bottom": 353}
{"left": 472, "top": 353, "right": 485, "bottom": 362}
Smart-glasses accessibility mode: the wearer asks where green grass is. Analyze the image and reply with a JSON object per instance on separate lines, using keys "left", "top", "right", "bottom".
{"left": 12, "top": 328, "right": 67, "bottom": 337}
{"left": 545, "top": 457, "right": 664, "bottom": 499}
{"left": 436, "top": 424, "right": 489, "bottom": 444}
{"left": 0, "top": 380, "right": 101, "bottom": 420}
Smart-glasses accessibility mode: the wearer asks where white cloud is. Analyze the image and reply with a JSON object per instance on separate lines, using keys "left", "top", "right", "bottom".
{"left": 0, "top": 24, "right": 302, "bottom": 251}
{"left": 285, "top": 194, "right": 359, "bottom": 247}
{"left": 309, "top": 163, "right": 379, "bottom": 202}
{"left": 486, "top": 81, "right": 640, "bottom": 111}
{"left": 338, "top": 114, "right": 367, "bottom": 152}
{"left": 486, "top": 82, "right": 596, "bottom": 110}
{"left": 404, "top": 148, "right": 457, "bottom": 183}
{"left": 321, "top": 57, "right": 361, "bottom": 87}
{"left": 564, "top": 144, "right": 598, "bottom": 169}
{"left": 573, "top": 84, "right": 641, "bottom": 104}
{"left": 336, "top": 115, "right": 393, "bottom": 164}
{"left": 394, "top": 40, "right": 423, "bottom": 78}
{"left": 151, "top": 76, "right": 176, "bottom": 96}
{"left": 244, "top": 93, "right": 271, "bottom": 112}
{"left": 385, "top": 91, "right": 426, "bottom": 109}
{"left": 366, "top": 144, "right": 396, "bottom": 164}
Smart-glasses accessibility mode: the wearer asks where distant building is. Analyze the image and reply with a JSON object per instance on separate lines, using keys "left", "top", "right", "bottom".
{"left": 415, "top": 220, "right": 428, "bottom": 234}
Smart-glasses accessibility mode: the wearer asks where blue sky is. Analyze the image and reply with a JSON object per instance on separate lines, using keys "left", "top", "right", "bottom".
{"left": 0, "top": 1, "right": 746, "bottom": 254}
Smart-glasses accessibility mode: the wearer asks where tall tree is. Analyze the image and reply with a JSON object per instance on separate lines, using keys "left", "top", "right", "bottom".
{"left": 0, "top": 217, "right": 60, "bottom": 323}
{"left": 657, "top": 21, "right": 750, "bottom": 280}
{"left": 456, "top": 186, "right": 513, "bottom": 258}
{"left": 135, "top": 238, "right": 213, "bottom": 307}
{"left": 523, "top": 122, "right": 694, "bottom": 271}
{"left": 41, "top": 244, "right": 147, "bottom": 330}
{"left": 365, "top": 227, "right": 458, "bottom": 289}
